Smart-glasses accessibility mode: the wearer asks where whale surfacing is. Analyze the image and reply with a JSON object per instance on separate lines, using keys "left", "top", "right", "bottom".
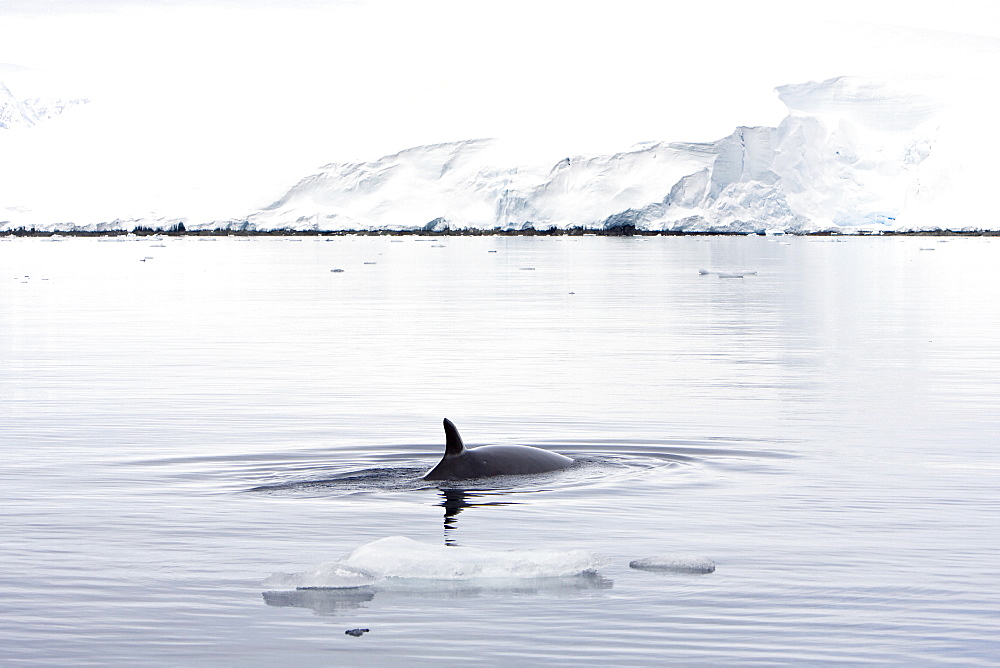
{"left": 423, "top": 418, "right": 573, "bottom": 481}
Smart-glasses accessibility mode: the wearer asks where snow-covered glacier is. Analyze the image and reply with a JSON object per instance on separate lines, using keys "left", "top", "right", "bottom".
{"left": 236, "top": 76, "right": 973, "bottom": 234}
{"left": 0, "top": 76, "right": 990, "bottom": 233}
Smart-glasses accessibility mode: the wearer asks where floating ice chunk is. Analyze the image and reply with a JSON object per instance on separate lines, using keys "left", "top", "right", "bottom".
{"left": 342, "top": 536, "right": 600, "bottom": 580}
{"left": 717, "top": 273, "right": 744, "bottom": 279}
{"left": 629, "top": 555, "right": 716, "bottom": 574}
{"left": 264, "top": 536, "right": 603, "bottom": 589}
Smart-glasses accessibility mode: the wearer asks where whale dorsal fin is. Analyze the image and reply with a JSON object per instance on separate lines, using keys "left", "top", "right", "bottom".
{"left": 442, "top": 418, "right": 465, "bottom": 456}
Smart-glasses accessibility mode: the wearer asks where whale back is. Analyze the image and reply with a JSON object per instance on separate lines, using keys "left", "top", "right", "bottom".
{"left": 424, "top": 419, "right": 573, "bottom": 481}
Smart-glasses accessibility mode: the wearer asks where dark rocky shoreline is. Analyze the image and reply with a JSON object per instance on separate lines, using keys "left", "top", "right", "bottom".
{"left": 3, "top": 225, "right": 998, "bottom": 238}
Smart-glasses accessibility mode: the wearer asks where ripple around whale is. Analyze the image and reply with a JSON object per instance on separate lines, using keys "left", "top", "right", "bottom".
{"left": 240, "top": 437, "right": 790, "bottom": 497}
{"left": 245, "top": 467, "right": 429, "bottom": 495}
{"left": 243, "top": 456, "right": 691, "bottom": 498}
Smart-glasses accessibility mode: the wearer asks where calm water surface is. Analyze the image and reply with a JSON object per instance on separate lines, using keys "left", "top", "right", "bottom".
{"left": 1, "top": 235, "right": 998, "bottom": 665}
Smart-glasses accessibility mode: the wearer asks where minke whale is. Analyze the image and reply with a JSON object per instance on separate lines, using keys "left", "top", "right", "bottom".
{"left": 423, "top": 418, "right": 574, "bottom": 481}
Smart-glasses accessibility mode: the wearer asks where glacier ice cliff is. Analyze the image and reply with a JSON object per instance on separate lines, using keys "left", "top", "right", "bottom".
{"left": 0, "top": 76, "right": 989, "bottom": 233}
{"left": 234, "top": 77, "right": 962, "bottom": 234}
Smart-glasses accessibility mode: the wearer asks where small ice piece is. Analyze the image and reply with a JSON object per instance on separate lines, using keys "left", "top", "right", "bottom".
{"left": 363, "top": 261, "right": 377, "bottom": 265}
{"left": 717, "top": 273, "right": 744, "bottom": 279}
{"left": 698, "top": 268, "right": 711, "bottom": 275}
{"left": 331, "top": 268, "right": 345, "bottom": 273}
{"left": 431, "top": 244, "right": 446, "bottom": 248}
{"left": 520, "top": 267, "right": 535, "bottom": 271}
{"left": 629, "top": 555, "right": 716, "bottom": 574}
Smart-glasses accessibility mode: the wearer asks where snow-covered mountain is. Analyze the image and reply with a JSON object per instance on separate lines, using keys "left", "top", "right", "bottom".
{"left": 234, "top": 76, "right": 966, "bottom": 234}
{"left": 0, "top": 81, "right": 88, "bottom": 130}
{"left": 0, "top": 76, "right": 989, "bottom": 233}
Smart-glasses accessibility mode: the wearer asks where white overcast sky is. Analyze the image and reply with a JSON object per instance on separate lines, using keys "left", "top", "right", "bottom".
{"left": 1, "top": 0, "right": 998, "bottom": 222}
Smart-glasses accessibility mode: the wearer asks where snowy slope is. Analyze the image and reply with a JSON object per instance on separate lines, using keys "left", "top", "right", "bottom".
{"left": 233, "top": 76, "right": 970, "bottom": 234}
{"left": 0, "top": 82, "right": 35, "bottom": 129}
{"left": 242, "top": 138, "right": 716, "bottom": 232}
{"left": 0, "top": 81, "right": 88, "bottom": 130}
{"left": 0, "top": 76, "right": 989, "bottom": 233}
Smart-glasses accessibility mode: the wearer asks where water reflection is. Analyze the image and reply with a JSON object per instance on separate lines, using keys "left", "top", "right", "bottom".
{"left": 262, "top": 587, "right": 376, "bottom": 614}
{"left": 437, "top": 489, "right": 516, "bottom": 546}
{"left": 262, "top": 573, "right": 613, "bottom": 617}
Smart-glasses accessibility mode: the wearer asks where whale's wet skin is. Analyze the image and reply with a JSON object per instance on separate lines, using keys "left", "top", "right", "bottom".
{"left": 241, "top": 437, "right": 727, "bottom": 499}
{"left": 3, "top": 236, "right": 999, "bottom": 665}
{"left": 423, "top": 418, "right": 574, "bottom": 480}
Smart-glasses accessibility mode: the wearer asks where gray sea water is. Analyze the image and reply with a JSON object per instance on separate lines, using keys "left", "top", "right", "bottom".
{"left": 2, "top": 234, "right": 998, "bottom": 665}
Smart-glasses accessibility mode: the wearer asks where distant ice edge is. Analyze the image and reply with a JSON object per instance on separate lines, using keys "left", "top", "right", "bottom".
{"left": 4, "top": 76, "right": 984, "bottom": 234}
